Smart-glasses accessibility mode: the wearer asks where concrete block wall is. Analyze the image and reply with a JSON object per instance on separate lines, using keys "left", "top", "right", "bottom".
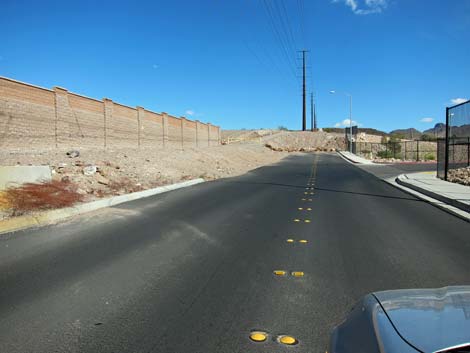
{"left": 0, "top": 76, "right": 221, "bottom": 151}
{"left": 0, "top": 78, "right": 56, "bottom": 149}
{"left": 141, "top": 110, "right": 163, "bottom": 148}
{"left": 183, "top": 119, "right": 197, "bottom": 147}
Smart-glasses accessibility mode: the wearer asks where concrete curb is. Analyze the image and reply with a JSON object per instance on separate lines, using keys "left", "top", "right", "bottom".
{"left": 395, "top": 174, "right": 470, "bottom": 213}
{"left": 337, "top": 151, "right": 375, "bottom": 165}
{"left": 0, "top": 178, "right": 205, "bottom": 235}
{"left": 337, "top": 151, "right": 359, "bottom": 164}
{"left": 383, "top": 176, "right": 470, "bottom": 223}
{"left": 339, "top": 152, "right": 470, "bottom": 222}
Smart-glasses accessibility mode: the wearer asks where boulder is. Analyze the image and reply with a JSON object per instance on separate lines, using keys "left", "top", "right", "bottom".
{"left": 95, "top": 174, "right": 110, "bottom": 185}
{"left": 83, "top": 165, "right": 97, "bottom": 176}
{"left": 66, "top": 150, "right": 80, "bottom": 158}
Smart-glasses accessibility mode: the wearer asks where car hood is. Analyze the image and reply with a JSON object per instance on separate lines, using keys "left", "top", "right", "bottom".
{"left": 374, "top": 286, "right": 470, "bottom": 353}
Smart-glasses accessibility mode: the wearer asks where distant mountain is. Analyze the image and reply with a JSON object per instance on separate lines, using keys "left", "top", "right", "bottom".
{"left": 423, "top": 123, "right": 470, "bottom": 138}
{"left": 423, "top": 123, "right": 446, "bottom": 138}
{"left": 323, "top": 127, "right": 387, "bottom": 136}
{"left": 359, "top": 128, "right": 388, "bottom": 136}
{"left": 389, "top": 128, "right": 422, "bottom": 139}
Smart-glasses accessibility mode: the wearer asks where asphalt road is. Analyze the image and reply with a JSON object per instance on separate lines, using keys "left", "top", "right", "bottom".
{"left": 1, "top": 153, "right": 469, "bottom": 353}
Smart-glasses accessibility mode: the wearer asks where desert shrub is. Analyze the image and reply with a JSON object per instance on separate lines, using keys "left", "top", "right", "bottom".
{"left": 421, "top": 134, "right": 437, "bottom": 141}
{"left": 3, "top": 180, "right": 84, "bottom": 216}
{"left": 424, "top": 152, "right": 436, "bottom": 161}
{"left": 278, "top": 125, "right": 288, "bottom": 131}
{"left": 377, "top": 150, "right": 394, "bottom": 159}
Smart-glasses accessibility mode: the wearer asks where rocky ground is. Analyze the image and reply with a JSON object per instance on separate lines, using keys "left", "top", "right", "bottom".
{"left": 262, "top": 131, "right": 345, "bottom": 152}
{"left": 221, "top": 129, "right": 280, "bottom": 143}
{"left": 0, "top": 144, "right": 290, "bottom": 204}
{"left": 372, "top": 158, "right": 437, "bottom": 164}
{"left": 448, "top": 166, "right": 470, "bottom": 186}
{"left": 0, "top": 130, "right": 353, "bottom": 218}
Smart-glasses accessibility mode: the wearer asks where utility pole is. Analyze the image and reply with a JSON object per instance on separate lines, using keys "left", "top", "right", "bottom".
{"left": 314, "top": 95, "right": 317, "bottom": 130}
{"left": 310, "top": 92, "right": 314, "bottom": 132}
{"left": 349, "top": 94, "right": 353, "bottom": 153}
{"left": 301, "top": 50, "right": 307, "bottom": 131}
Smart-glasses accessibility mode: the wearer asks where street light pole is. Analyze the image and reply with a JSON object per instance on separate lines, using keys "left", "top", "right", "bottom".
{"left": 349, "top": 94, "right": 353, "bottom": 153}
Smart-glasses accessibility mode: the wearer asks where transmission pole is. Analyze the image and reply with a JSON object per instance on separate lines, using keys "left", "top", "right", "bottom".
{"left": 314, "top": 95, "right": 317, "bottom": 130}
{"left": 301, "top": 50, "right": 307, "bottom": 131}
{"left": 310, "top": 92, "right": 314, "bottom": 132}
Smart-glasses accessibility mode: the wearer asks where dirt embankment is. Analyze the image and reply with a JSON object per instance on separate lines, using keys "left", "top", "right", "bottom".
{"left": 262, "top": 131, "right": 346, "bottom": 152}
{"left": 1, "top": 130, "right": 347, "bottom": 217}
{"left": 0, "top": 144, "right": 290, "bottom": 202}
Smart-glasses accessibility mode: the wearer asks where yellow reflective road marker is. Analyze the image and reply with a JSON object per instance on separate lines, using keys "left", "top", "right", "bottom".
{"left": 299, "top": 239, "right": 308, "bottom": 244}
{"left": 273, "top": 270, "right": 287, "bottom": 276}
{"left": 309, "top": 192, "right": 314, "bottom": 195}
{"left": 286, "top": 239, "right": 295, "bottom": 243}
{"left": 298, "top": 207, "right": 303, "bottom": 210}
{"left": 250, "top": 331, "right": 268, "bottom": 342}
{"left": 293, "top": 218, "right": 301, "bottom": 222}
{"left": 278, "top": 335, "right": 298, "bottom": 345}
{"left": 304, "top": 219, "right": 311, "bottom": 223}
{"left": 291, "top": 271, "right": 304, "bottom": 277}
{"left": 307, "top": 207, "right": 312, "bottom": 211}
{"left": 301, "top": 198, "right": 306, "bottom": 201}
{"left": 304, "top": 192, "right": 308, "bottom": 195}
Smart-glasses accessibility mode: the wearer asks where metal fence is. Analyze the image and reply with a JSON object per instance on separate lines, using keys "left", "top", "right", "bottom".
{"left": 438, "top": 100, "right": 470, "bottom": 180}
{"left": 345, "top": 126, "right": 358, "bottom": 153}
{"left": 354, "top": 141, "right": 437, "bottom": 161}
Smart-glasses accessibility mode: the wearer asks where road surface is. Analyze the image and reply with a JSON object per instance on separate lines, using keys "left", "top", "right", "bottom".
{"left": 0, "top": 153, "right": 468, "bottom": 353}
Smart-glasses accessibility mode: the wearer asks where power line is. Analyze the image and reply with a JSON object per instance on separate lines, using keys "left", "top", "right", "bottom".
{"left": 261, "top": 0, "right": 298, "bottom": 82}
{"left": 242, "top": 0, "right": 298, "bottom": 91}
{"left": 297, "top": 0, "right": 307, "bottom": 49}
{"left": 279, "top": 0, "right": 300, "bottom": 52}
{"left": 272, "top": 0, "right": 298, "bottom": 60}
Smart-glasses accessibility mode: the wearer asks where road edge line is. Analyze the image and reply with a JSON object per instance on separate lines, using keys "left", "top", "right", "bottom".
{"left": 0, "top": 178, "right": 205, "bottom": 235}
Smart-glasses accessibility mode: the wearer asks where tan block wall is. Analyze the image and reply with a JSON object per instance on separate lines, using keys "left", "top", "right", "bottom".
{"left": 68, "top": 93, "right": 105, "bottom": 148}
{"left": 198, "top": 121, "right": 209, "bottom": 147}
{"left": 109, "top": 103, "right": 138, "bottom": 148}
{"left": 0, "top": 98, "right": 56, "bottom": 149}
{"left": 167, "top": 115, "right": 181, "bottom": 148}
{"left": 0, "top": 76, "right": 221, "bottom": 151}
{"left": 183, "top": 120, "right": 197, "bottom": 146}
{"left": 210, "top": 125, "right": 219, "bottom": 146}
{"left": 0, "top": 78, "right": 56, "bottom": 150}
{"left": 141, "top": 110, "right": 163, "bottom": 147}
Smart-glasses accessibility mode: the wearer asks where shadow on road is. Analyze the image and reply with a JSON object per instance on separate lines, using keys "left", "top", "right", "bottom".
{"left": 314, "top": 186, "right": 422, "bottom": 202}
{"left": 227, "top": 180, "right": 422, "bottom": 202}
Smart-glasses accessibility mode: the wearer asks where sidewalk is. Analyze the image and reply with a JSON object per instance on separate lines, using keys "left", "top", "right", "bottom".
{"left": 396, "top": 172, "right": 470, "bottom": 213}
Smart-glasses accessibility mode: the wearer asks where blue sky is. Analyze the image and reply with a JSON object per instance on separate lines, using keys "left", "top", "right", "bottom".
{"left": 1, "top": 0, "right": 469, "bottom": 132}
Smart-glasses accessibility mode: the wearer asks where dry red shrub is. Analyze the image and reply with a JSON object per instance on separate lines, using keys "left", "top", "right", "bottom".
{"left": 4, "top": 180, "right": 84, "bottom": 216}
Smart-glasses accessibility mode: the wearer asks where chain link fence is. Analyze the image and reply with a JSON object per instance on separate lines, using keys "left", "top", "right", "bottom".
{"left": 354, "top": 140, "right": 437, "bottom": 161}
